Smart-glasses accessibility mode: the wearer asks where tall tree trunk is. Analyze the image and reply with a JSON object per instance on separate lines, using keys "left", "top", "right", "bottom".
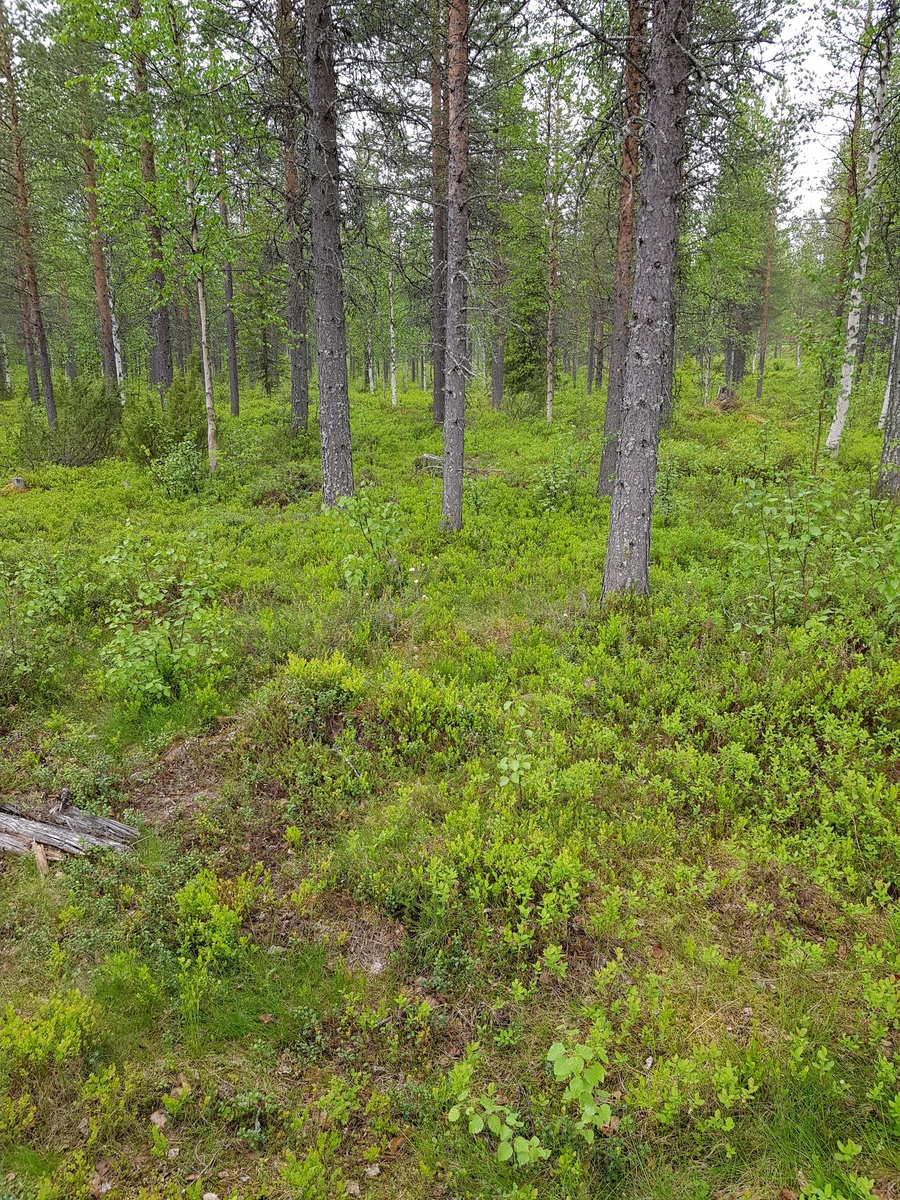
{"left": 80, "top": 95, "right": 119, "bottom": 388}
{"left": 835, "top": 1, "right": 873, "bottom": 332}
{"left": 756, "top": 162, "right": 779, "bottom": 401}
{"left": 388, "top": 266, "right": 397, "bottom": 409}
{"left": 277, "top": 0, "right": 309, "bottom": 432}
{"left": 734, "top": 308, "right": 747, "bottom": 385}
{"left": 827, "top": 20, "right": 891, "bottom": 455}
{"left": 58, "top": 279, "right": 77, "bottom": 381}
{"left": 441, "top": 0, "right": 469, "bottom": 531}
{"left": 880, "top": 301, "right": 900, "bottom": 429}
{"left": 602, "top": 0, "right": 693, "bottom": 598}
{"left": 0, "top": 333, "right": 10, "bottom": 392}
{"left": 586, "top": 308, "right": 597, "bottom": 396}
{"left": 598, "top": 0, "right": 645, "bottom": 495}
{"left": 106, "top": 253, "right": 124, "bottom": 381}
{"left": 544, "top": 69, "right": 560, "bottom": 424}
{"left": 879, "top": 332, "right": 900, "bottom": 496}
{"left": 571, "top": 322, "right": 578, "bottom": 387}
{"left": 596, "top": 317, "right": 605, "bottom": 390}
{"left": 490, "top": 241, "right": 505, "bottom": 411}
{"left": 130, "top": 0, "right": 173, "bottom": 401}
{"left": 16, "top": 273, "right": 39, "bottom": 407}
{"left": 856, "top": 301, "right": 872, "bottom": 372}
{"left": 431, "top": 0, "right": 448, "bottom": 424}
{"left": 214, "top": 144, "right": 240, "bottom": 417}
{"left": 187, "top": 176, "right": 217, "bottom": 472}
{"left": 1, "top": 0, "right": 55, "bottom": 427}
{"left": 489, "top": 128, "right": 505, "bottom": 413}
{"left": 546, "top": 212, "right": 557, "bottom": 422}
{"left": 306, "top": 0, "right": 354, "bottom": 505}
{"left": 724, "top": 336, "right": 733, "bottom": 385}
{"left": 181, "top": 285, "right": 193, "bottom": 365}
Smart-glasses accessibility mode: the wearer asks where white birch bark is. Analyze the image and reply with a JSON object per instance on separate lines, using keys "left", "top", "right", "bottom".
{"left": 105, "top": 250, "right": 124, "bottom": 383}
{"left": 879, "top": 301, "right": 900, "bottom": 429}
{"left": 827, "top": 30, "right": 890, "bottom": 454}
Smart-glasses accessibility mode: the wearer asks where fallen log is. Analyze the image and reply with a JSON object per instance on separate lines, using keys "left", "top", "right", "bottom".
{"left": 0, "top": 798, "right": 139, "bottom": 859}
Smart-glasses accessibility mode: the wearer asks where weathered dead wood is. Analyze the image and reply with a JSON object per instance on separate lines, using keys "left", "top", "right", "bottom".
{"left": 0, "top": 830, "right": 30, "bottom": 854}
{"left": 33, "top": 840, "right": 49, "bottom": 878}
{"left": 0, "top": 799, "right": 138, "bottom": 858}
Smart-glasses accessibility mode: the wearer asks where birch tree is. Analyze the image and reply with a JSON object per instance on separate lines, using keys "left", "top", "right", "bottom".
{"left": 826, "top": 9, "right": 893, "bottom": 455}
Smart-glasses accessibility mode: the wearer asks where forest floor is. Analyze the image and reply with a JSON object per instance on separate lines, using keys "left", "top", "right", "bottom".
{"left": 1, "top": 361, "right": 900, "bottom": 1200}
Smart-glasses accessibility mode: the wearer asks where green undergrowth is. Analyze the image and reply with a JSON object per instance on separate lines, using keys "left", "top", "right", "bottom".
{"left": 1, "top": 358, "right": 899, "bottom": 1199}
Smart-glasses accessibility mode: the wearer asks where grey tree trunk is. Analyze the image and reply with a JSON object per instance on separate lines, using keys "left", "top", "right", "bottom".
{"left": 214, "top": 144, "right": 240, "bottom": 417}
{"left": 441, "top": 0, "right": 469, "bottom": 532}
{"left": 130, "top": 0, "right": 173, "bottom": 402}
{"left": 601, "top": 0, "right": 693, "bottom": 598}
{"left": 0, "top": 332, "right": 10, "bottom": 392}
{"left": 431, "top": 0, "right": 448, "bottom": 425}
{"left": 879, "top": 333, "right": 900, "bottom": 497}
{"left": 306, "top": 0, "right": 354, "bottom": 505}
{"left": 586, "top": 310, "right": 597, "bottom": 395}
{"left": 278, "top": 0, "right": 308, "bottom": 433}
{"left": 598, "top": 0, "right": 645, "bottom": 494}
{"left": 389, "top": 266, "right": 397, "bottom": 408}
{"left": 16, "top": 273, "right": 39, "bottom": 407}
{"left": 880, "top": 302, "right": 900, "bottom": 429}
{"left": 489, "top": 141, "right": 504, "bottom": 413}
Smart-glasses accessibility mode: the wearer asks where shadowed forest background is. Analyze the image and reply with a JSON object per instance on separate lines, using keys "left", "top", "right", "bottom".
{"left": 2, "top": 0, "right": 900, "bottom": 1198}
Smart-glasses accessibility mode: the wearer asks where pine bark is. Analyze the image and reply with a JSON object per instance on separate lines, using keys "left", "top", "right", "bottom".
{"left": 827, "top": 20, "right": 891, "bottom": 455}
{"left": 598, "top": 0, "right": 645, "bottom": 495}
{"left": 80, "top": 95, "right": 119, "bottom": 389}
{"left": 306, "top": 0, "right": 354, "bottom": 505}
{"left": 601, "top": 0, "right": 693, "bottom": 598}
{"left": 130, "top": 0, "right": 173, "bottom": 400}
{"left": 441, "top": 0, "right": 468, "bottom": 531}
{"left": 1, "top": 0, "right": 56, "bottom": 427}
{"left": 431, "top": 0, "right": 448, "bottom": 424}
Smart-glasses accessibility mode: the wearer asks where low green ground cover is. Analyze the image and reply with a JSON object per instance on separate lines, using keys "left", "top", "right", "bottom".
{"left": 1, "top": 360, "right": 899, "bottom": 1200}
